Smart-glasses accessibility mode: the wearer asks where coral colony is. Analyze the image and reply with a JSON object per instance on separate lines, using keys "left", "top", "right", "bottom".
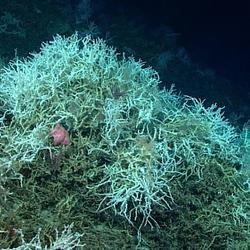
{"left": 0, "top": 34, "right": 249, "bottom": 249}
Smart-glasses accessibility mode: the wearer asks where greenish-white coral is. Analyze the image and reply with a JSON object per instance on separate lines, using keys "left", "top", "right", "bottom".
{"left": 3, "top": 224, "right": 84, "bottom": 250}
{"left": 0, "top": 33, "right": 245, "bottom": 230}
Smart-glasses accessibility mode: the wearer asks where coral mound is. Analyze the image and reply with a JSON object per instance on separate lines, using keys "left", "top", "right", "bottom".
{"left": 0, "top": 34, "right": 249, "bottom": 249}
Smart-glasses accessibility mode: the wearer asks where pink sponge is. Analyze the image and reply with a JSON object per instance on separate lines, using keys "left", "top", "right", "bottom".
{"left": 50, "top": 123, "right": 70, "bottom": 146}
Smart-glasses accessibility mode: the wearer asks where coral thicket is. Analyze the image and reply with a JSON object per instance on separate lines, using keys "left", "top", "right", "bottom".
{"left": 0, "top": 34, "right": 249, "bottom": 249}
